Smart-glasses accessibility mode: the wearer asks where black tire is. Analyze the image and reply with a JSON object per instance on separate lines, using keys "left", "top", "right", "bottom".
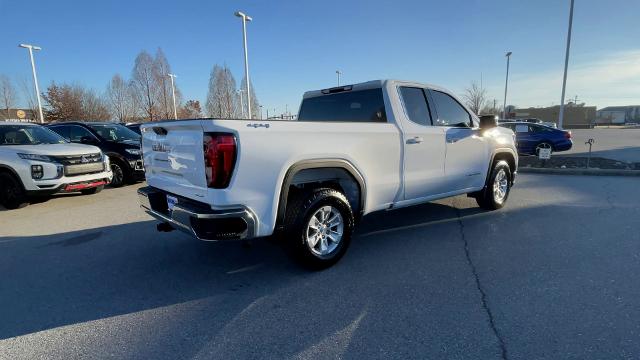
{"left": 0, "top": 172, "right": 29, "bottom": 209}
{"left": 475, "top": 160, "right": 511, "bottom": 210}
{"left": 109, "top": 161, "right": 127, "bottom": 187}
{"left": 282, "top": 188, "right": 355, "bottom": 270}
{"left": 81, "top": 185, "right": 104, "bottom": 195}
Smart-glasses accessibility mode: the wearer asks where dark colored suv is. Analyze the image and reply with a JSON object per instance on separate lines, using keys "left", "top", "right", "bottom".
{"left": 47, "top": 122, "right": 144, "bottom": 187}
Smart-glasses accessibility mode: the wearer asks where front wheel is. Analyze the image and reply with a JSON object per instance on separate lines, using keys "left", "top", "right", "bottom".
{"left": 109, "top": 162, "right": 126, "bottom": 187}
{"left": 282, "top": 188, "right": 355, "bottom": 270}
{"left": 476, "top": 160, "right": 511, "bottom": 210}
{"left": 0, "top": 173, "right": 28, "bottom": 209}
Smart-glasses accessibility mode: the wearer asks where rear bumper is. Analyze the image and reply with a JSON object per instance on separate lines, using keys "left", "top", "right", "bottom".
{"left": 137, "top": 186, "right": 257, "bottom": 241}
{"left": 554, "top": 140, "right": 573, "bottom": 152}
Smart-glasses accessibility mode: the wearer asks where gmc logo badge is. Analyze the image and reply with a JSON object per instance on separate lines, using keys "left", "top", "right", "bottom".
{"left": 152, "top": 142, "right": 171, "bottom": 152}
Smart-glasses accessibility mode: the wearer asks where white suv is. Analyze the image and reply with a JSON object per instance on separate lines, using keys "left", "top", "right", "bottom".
{"left": 0, "top": 122, "right": 113, "bottom": 209}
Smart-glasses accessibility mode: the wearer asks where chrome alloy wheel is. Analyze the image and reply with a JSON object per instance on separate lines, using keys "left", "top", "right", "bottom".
{"left": 493, "top": 169, "right": 508, "bottom": 204}
{"left": 305, "top": 205, "right": 344, "bottom": 257}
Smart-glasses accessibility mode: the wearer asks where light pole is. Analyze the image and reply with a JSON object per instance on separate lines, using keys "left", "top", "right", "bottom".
{"left": 235, "top": 11, "right": 252, "bottom": 119}
{"left": 167, "top": 73, "right": 178, "bottom": 119}
{"left": 19, "top": 44, "right": 44, "bottom": 123}
{"left": 502, "top": 51, "right": 512, "bottom": 119}
{"left": 259, "top": 105, "right": 263, "bottom": 120}
{"left": 558, "top": 0, "right": 575, "bottom": 130}
{"left": 336, "top": 70, "right": 342, "bottom": 86}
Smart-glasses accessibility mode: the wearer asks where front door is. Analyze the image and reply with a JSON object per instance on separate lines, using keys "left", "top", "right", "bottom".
{"left": 429, "top": 90, "right": 489, "bottom": 191}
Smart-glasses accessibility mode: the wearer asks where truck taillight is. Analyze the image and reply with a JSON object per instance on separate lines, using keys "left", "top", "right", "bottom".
{"left": 204, "top": 133, "right": 236, "bottom": 188}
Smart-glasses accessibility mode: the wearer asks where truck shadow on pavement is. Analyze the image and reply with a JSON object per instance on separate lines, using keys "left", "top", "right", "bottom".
{"left": 0, "top": 199, "right": 520, "bottom": 358}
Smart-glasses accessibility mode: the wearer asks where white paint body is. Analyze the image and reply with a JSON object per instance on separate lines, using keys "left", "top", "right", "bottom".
{"left": 141, "top": 80, "right": 517, "bottom": 237}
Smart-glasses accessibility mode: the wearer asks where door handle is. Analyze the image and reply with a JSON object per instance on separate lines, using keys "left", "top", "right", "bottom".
{"left": 406, "top": 136, "right": 423, "bottom": 144}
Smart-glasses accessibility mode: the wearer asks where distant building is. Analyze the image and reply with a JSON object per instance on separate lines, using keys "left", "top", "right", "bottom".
{"left": 596, "top": 106, "right": 640, "bottom": 125}
{"left": 0, "top": 109, "right": 37, "bottom": 122}
{"left": 512, "top": 104, "right": 596, "bottom": 129}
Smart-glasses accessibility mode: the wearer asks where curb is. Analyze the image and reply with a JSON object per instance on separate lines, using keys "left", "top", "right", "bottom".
{"left": 519, "top": 167, "right": 640, "bottom": 177}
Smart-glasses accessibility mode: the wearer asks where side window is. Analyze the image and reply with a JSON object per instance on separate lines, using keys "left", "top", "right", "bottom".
{"left": 69, "top": 126, "right": 95, "bottom": 142}
{"left": 399, "top": 87, "right": 432, "bottom": 126}
{"left": 431, "top": 90, "right": 472, "bottom": 127}
{"left": 49, "top": 126, "right": 70, "bottom": 140}
{"left": 297, "top": 88, "right": 387, "bottom": 122}
{"left": 530, "top": 125, "right": 550, "bottom": 133}
{"left": 514, "top": 124, "right": 529, "bottom": 133}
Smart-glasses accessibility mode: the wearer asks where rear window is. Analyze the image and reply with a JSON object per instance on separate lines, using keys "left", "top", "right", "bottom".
{"left": 298, "top": 88, "right": 387, "bottom": 122}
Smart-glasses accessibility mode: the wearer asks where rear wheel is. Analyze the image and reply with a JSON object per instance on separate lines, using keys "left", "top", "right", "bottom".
{"left": 0, "top": 173, "right": 28, "bottom": 209}
{"left": 81, "top": 185, "right": 104, "bottom": 195}
{"left": 282, "top": 188, "right": 354, "bottom": 270}
{"left": 535, "top": 142, "right": 553, "bottom": 156}
{"left": 476, "top": 160, "right": 511, "bottom": 210}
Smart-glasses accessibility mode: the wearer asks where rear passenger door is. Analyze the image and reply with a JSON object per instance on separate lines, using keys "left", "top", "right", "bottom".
{"left": 397, "top": 86, "right": 448, "bottom": 200}
{"left": 429, "top": 90, "right": 489, "bottom": 191}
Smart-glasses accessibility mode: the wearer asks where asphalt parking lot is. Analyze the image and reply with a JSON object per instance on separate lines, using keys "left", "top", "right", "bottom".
{"left": 1, "top": 174, "right": 639, "bottom": 359}
{"left": 564, "top": 128, "right": 640, "bottom": 163}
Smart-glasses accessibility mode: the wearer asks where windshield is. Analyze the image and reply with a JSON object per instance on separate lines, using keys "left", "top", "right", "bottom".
{"left": 88, "top": 124, "right": 141, "bottom": 142}
{"left": 0, "top": 125, "right": 67, "bottom": 145}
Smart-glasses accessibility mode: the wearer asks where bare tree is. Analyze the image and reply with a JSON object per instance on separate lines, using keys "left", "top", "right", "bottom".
{"left": 462, "top": 81, "right": 487, "bottom": 115}
{"left": 43, "top": 82, "right": 109, "bottom": 122}
{"left": 131, "top": 51, "right": 158, "bottom": 121}
{"left": 205, "top": 65, "right": 238, "bottom": 118}
{"left": 19, "top": 78, "right": 39, "bottom": 120}
{"left": 0, "top": 75, "right": 17, "bottom": 111}
{"left": 153, "top": 48, "right": 173, "bottom": 120}
{"left": 480, "top": 100, "right": 501, "bottom": 116}
{"left": 240, "top": 76, "right": 260, "bottom": 119}
{"left": 179, "top": 100, "right": 202, "bottom": 119}
{"left": 106, "top": 74, "right": 137, "bottom": 122}
{"left": 82, "top": 88, "right": 110, "bottom": 121}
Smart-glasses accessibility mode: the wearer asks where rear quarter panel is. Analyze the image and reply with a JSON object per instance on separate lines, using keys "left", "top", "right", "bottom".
{"left": 201, "top": 120, "right": 402, "bottom": 237}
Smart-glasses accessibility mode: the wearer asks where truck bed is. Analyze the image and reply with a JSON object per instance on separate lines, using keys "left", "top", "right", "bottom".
{"left": 141, "top": 119, "right": 403, "bottom": 236}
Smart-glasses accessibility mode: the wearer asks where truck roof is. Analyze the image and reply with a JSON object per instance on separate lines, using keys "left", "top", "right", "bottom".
{"left": 302, "top": 79, "right": 451, "bottom": 99}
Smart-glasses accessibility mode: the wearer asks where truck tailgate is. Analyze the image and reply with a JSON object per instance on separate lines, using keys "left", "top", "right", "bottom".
{"left": 141, "top": 120, "right": 208, "bottom": 200}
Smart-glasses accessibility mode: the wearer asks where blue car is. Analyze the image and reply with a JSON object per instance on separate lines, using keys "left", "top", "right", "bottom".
{"left": 500, "top": 122, "right": 573, "bottom": 155}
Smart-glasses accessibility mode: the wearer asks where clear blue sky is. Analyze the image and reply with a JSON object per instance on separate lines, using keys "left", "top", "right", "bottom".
{"left": 2, "top": 0, "right": 639, "bottom": 113}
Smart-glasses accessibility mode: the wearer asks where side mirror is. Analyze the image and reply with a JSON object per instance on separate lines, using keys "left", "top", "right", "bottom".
{"left": 80, "top": 136, "right": 97, "bottom": 144}
{"left": 479, "top": 115, "right": 498, "bottom": 130}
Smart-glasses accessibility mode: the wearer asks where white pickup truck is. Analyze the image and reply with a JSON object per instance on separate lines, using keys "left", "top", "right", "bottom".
{"left": 138, "top": 80, "right": 518, "bottom": 268}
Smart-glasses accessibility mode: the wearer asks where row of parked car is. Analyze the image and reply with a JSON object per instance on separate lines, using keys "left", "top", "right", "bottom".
{"left": 0, "top": 121, "right": 144, "bottom": 209}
